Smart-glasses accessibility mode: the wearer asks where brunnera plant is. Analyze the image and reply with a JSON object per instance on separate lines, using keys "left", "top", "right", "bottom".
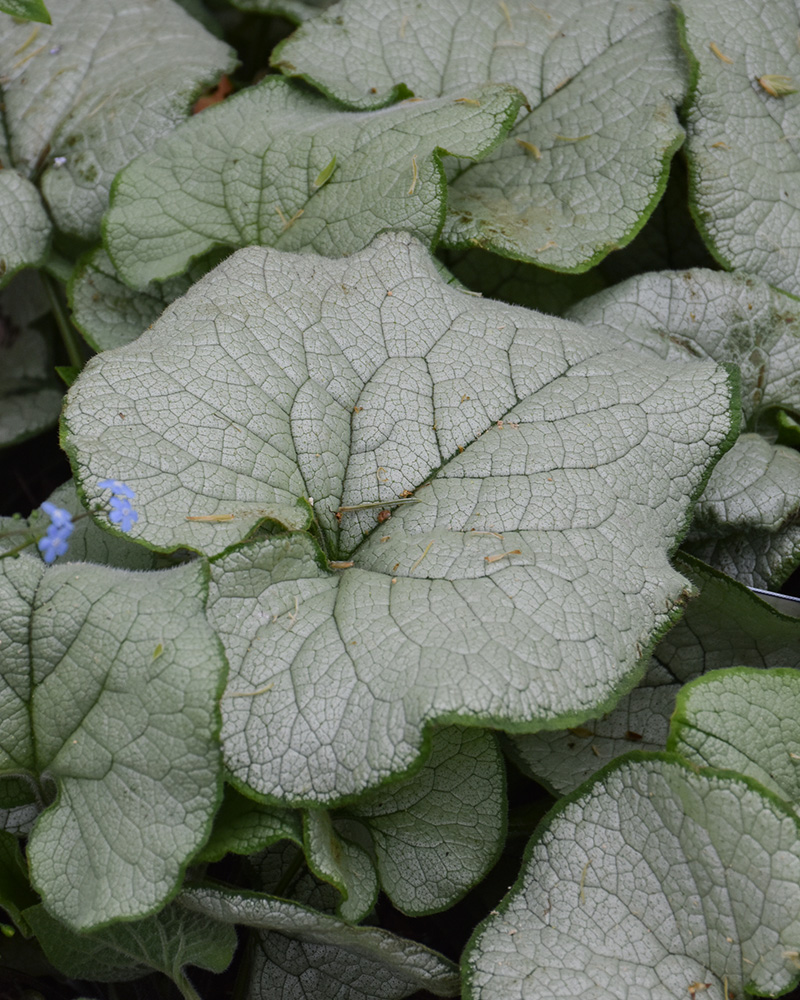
{"left": 1, "top": 1, "right": 800, "bottom": 999}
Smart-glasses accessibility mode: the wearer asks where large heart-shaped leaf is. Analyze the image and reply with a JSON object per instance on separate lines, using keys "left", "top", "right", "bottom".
{"left": 273, "top": 0, "right": 687, "bottom": 271}
{"left": 65, "top": 232, "right": 735, "bottom": 802}
{"left": 464, "top": 754, "right": 800, "bottom": 1000}
{"left": 104, "top": 77, "right": 523, "bottom": 288}
{"left": 674, "top": 0, "right": 800, "bottom": 296}
{"left": 567, "top": 267, "right": 800, "bottom": 585}
{"left": 507, "top": 554, "right": 800, "bottom": 794}
{"left": 180, "top": 885, "right": 461, "bottom": 999}
{"left": 669, "top": 667, "right": 800, "bottom": 809}
{"left": 0, "top": 552, "right": 226, "bottom": 930}
{"left": 0, "top": 0, "right": 235, "bottom": 241}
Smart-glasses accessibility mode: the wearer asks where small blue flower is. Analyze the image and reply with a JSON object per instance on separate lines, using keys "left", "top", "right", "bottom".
{"left": 41, "top": 502, "right": 74, "bottom": 534}
{"left": 38, "top": 530, "right": 70, "bottom": 564}
{"left": 108, "top": 495, "right": 139, "bottom": 533}
{"left": 37, "top": 503, "right": 74, "bottom": 564}
{"left": 98, "top": 480, "right": 139, "bottom": 532}
{"left": 98, "top": 479, "right": 136, "bottom": 500}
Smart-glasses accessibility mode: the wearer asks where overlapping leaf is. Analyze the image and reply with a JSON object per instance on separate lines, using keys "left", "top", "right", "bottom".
{"left": 104, "top": 77, "right": 523, "bottom": 288}
{"left": 273, "top": 0, "right": 687, "bottom": 270}
{"left": 195, "top": 785, "right": 302, "bottom": 863}
{"left": 568, "top": 267, "right": 800, "bottom": 585}
{"left": 65, "top": 232, "right": 734, "bottom": 802}
{"left": 508, "top": 554, "right": 800, "bottom": 794}
{"left": 303, "top": 809, "right": 378, "bottom": 922}
{"left": 180, "top": 885, "right": 461, "bottom": 999}
{"left": 25, "top": 901, "right": 236, "bottom": 984}
{"left": 464, "top": 755, "right": 800, "bottom": 1000}
{"left": 441, "top": 159, "right": 717, "bottom": 315}
{"left": 669, "top": 668, "right": 800, "bottom": 808}
{"left": 0, "top": 552, "right": 226, "bottom": 930}
{"left": 0, "top": 0, "right": 235, "bottom": 241}
{"left": 675, "top": 0, "right": 800, "bottom": 296}
{"left": 0, "top": 171, "right": 51, "bottom": 286}
{"left": 342, "top": 726, "right": 505, "bottom": 915}
{"left": 68, "top": 249, "right": 194, "bottom": 353}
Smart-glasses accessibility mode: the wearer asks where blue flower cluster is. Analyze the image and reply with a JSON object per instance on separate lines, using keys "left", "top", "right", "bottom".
{"left": 35, "top": 480, "right": 139, "bottom": 565}
{"left": 99, "top": 479, "right": 139, "bottom": 532}
{"left": 37, "top": 502, "right": 74, "bottom": 564}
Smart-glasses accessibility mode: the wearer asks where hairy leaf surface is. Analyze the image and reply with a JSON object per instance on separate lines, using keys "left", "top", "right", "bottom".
{"left": 273, "top": 0, "right": 687, "bottom": 270}
{"left": 464, "top": 755, "right": 800, "bottom": 1000}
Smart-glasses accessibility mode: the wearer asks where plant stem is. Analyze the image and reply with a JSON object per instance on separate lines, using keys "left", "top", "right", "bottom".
{"left": 41, "top": 271, "right": 83, "bottom": 371}
{"left": 173, "top": 971, "right": 204, "bottom": 1000}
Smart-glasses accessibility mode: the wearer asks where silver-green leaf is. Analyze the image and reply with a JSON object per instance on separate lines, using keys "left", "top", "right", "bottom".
{"left": 507, "top": 554, "right": 800, "bottom": 794}
{"left": 343, "top": 726, "right": 506, "bottom": 916}
{"left": 0, "top": 554, "right": 226, "bottom": 930}
{"left": 567, "top": 267, "right": 800, "bottom": 585}
{"left": 669, "top": 667, "right": 800, "bottom": 809}
{"left": 180, "top": 885, "right": 461, "bottom": 999}
{"left": 0, "top": 0, "right": 235, "bottom": 240}
{"left": 464, "top": 755, "right": 800, "bottom": 1000}
{"left": 64, "top": 232, "right": 735, "bottom": 802}
{"left": 104, "top": 77, "right": 523, "bottom": 288}
{"left": 273, "top": 0, "right": 688, "bottom": 271}
{"left": 195, "top": 785, "right": 302, "bottom": 863}
{"left": 25, "top": 900, "right": 236, "bottom": 983}
{"left": 675, "top": 0, "right": 800, "bottom": 296}
{"left": 303, "top": 808, "right": 379, "bottom": 922}
{"left": 0, "top": 171, "right": 51, "bottom": 286}
{"left": 68, "top": 248, "right": 194, "bottom": 353}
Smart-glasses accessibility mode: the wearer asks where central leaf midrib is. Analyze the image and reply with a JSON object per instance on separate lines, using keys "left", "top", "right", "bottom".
{"left": 335, "top": 382, "right": 527, "bottom": 563}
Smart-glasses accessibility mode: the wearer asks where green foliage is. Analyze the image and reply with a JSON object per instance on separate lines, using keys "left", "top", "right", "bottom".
{"left": 1, "top": 1, "right": 799, "bottom": 997}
